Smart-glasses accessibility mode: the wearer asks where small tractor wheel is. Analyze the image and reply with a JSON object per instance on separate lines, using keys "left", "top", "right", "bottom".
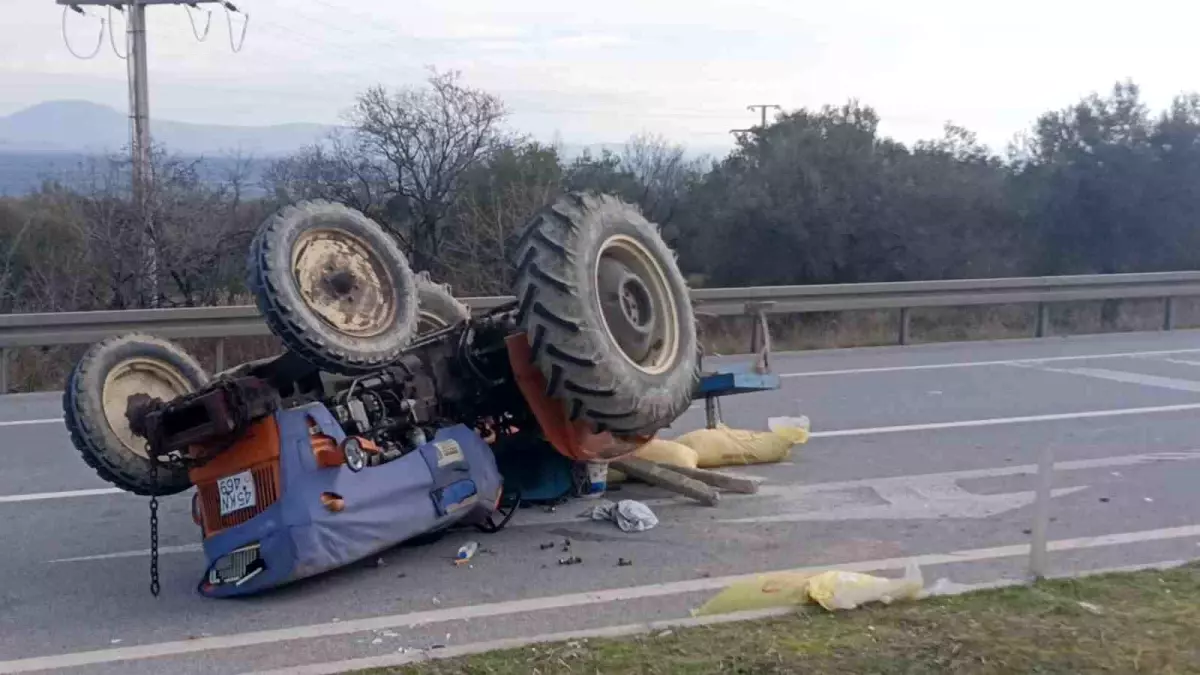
{"left": 247, "top": 200, "right": 419, "bottom": 374}
{"left": 415, "top": 271, "right": 470, "bottom": 334}
{"left": 510, "top": 192, "right": 699, "bottom": 437}
{"left": 62, "top": 333, "right": 208, "bottom": 496}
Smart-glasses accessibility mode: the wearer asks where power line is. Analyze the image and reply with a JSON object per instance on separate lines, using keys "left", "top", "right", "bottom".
{"left": 55, "top": 0, "right": 250, "bottom": 307}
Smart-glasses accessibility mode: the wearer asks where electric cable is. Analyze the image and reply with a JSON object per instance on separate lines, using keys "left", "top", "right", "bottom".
{"left": 185, "top": 3, "right": 213, "bottom": 42}
{"left": 61, "top": 5, "right": 104, "bottom": 60}
{"left": 223, "top": 3, "right": 250, "bottom": 53}
{"left": 108, "top": 5, "right": 128, "bottom": 60}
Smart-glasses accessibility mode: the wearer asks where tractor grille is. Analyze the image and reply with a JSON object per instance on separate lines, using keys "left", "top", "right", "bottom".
{"left": 197, "top": 462, "right": 281, "bottom": 535}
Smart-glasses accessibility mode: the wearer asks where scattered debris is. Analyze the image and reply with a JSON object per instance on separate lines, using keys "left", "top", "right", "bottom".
{"left": 1078, "top": 601, "right": 1105, "bottom": 615}
{"left": 655, "top": 630, "right": 674, "bottom": 638}
{"left": 618, "top": 558, "right": 633, "bottom": 567}
{"left": 110, "top": 639, "right": 122, "bottom": 645}
{"left": 586, "top": 499, "right": 659, "bottom": 532}
{"left": 371, "top": 638, "right": 383, "bottom": 645}
{"left": 331, "top": 618, "right": 341, "bottom": 623}
{"left": 382, "top": 631, "right": 399, "bottom": 638}
{"left": 455, "top": 541, "right": 479, "bottom": 566}
{"left": 374, "top": 557, "right": 387, "bottom": 568}
{"left": 559, "top": 556, "right": 583, "bottom": 566}
{"left": 1144, "top": 497, "right": 1154, "bottom": 503}
{"left": 540, "top": 542, "right": 556, "bottom": 550}
{"left": 431, "top": 597, "right": 441, "bottom": 606}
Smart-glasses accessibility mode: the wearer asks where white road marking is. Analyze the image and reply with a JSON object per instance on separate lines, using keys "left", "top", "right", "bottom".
{"left": 514, "top": 449, "right": 1200, "bottom": 527}
{"left": 1151, "top": 356, "right": 1200, "bottom": 367}
{"left": 0, "top": 418, "right": 64, "bottom": 428}
{"left": 6, "top": 522, "right": 1200, "bottom": 674}
{"left": 243, "top": 558, "right": 1193, "bottom": 675}
{"left": 0, "top": 487, "right": 122, "bottom": 504}
{"left": 809, "top": 402, "right": 1200, "bottom": 438}
{"left": 1029, "top": 365, "right": 1200, "bottom": 393}
{"left": 8, "top": 408, "right": 1199, "bottom": 507}
{"left": 51, "top": 449, "right": 1200, "bottom": 562}
{"left": 50, "top": 544, "right": 201, "bottom": 563}
{"left": 720, "top": 483, "right": 1089, "bottom": 524}
{"left": 778, "top": 346, "right": 1200, "bottom": 378}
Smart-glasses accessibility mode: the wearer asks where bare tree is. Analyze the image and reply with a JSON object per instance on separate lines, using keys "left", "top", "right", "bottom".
{"left": 263, "top": 130, "right": 390, "bottom": 217}
{"left": 348, "top": 69, "right": 509, "bottom": 272}
{"left": 439, "top": 141, "right": 563, "bottom": 293}
{"left": 619, "top": 133, "right": 704, "bottom": 227}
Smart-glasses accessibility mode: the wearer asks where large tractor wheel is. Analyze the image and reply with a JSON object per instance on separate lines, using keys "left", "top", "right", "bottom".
{"left": 247, "top": 201, "right": 419, "bottom": 374}
{"left": 415, "top": 271, "right": 470, "bottom": 334}
{"left": 510, "top": 192, "right": 699, "bottom": 437}
{"left": 62, "top": 334, "right": 208, "bottom": 496}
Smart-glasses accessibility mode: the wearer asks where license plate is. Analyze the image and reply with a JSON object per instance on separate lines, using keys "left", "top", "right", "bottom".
{"left": 217, "top": 471, "right": 257, "bottom": 516}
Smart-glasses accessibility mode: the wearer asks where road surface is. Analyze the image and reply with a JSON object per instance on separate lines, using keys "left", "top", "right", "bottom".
{"left": 2, "top": 330, "right": 1200, "bottom": 673}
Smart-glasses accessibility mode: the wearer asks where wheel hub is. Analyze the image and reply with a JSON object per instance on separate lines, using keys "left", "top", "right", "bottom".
{"left": 291, "top": 229, "right": 397, "bottom": 338}
{"left": 594, "top": 235, "right": 680, "bottom": 375}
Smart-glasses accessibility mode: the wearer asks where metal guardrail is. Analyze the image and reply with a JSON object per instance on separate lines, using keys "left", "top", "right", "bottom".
{"left": 2, "top": 270, "right": 1200, "bottom": 391}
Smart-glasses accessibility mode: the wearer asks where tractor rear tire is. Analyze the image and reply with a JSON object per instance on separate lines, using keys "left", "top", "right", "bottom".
{"left": 62, "top": 333, "right": 208, "bottom": 496}
{"left": 247, "top": 200, "right": 419, "bottom": 375}
{"left": 510, "top": 192, "right": 699, "bottom": 437}
{"left": 415, "top": 271, "right": 470, "bottom": 334}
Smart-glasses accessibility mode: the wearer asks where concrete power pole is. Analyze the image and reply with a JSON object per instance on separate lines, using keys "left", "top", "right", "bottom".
{"left": 730, "top": 103, "right": 782, "bottom": 137}
{"left": 56, "top": 0, "right": 245, "bottom": 305}
{"left": 747, "top": 104, "right": 781, "bottom": 128}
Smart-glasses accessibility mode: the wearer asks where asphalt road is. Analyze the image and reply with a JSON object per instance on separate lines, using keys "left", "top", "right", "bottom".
{"left": 3, "top": 330, "right": 1200, "bottom": 673}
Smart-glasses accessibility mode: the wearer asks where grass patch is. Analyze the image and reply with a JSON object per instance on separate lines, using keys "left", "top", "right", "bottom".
{"left": 362, "top": 564, "right": 1200, "bottom": 675}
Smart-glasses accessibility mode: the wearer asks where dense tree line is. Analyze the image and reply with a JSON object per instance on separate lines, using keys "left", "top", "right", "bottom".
{"left": 2, "top": 75, "right": 1198, "bottom": 315}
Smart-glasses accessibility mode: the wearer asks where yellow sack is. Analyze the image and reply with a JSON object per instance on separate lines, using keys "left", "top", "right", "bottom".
{"left": 675, "top": 416, "right": 810, "bottom": 468}
{"left": 633, "top": 438, "right": 699, "bottom": 469}
{"left": 806, "top": 563, "right": 924, "bottom": 611}
{"left": 693, "top": 572, "right": 815, "bottom": 616}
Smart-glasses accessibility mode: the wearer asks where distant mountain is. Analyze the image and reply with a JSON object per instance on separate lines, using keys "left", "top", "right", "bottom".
{"left": 0, "top": 100, "right": 333, "bottom": 157}
{"left": 0, "top": 100, "right": 730, "bottom": 195}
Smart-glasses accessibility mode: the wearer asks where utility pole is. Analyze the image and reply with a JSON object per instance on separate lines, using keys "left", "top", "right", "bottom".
{"left": 747, "top": 104, "right": 781, "bottom": 128}
{"left": 56, "top": 0, "right": 246, "bottom": 306}
{"left": 730, "top": 103, "right": 782, "bottom": 137}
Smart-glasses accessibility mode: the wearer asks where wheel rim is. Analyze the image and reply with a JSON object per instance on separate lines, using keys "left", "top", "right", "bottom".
{"left": 291, "top": 228, "right": 398, "bottom": 338}
{"left": 594, "top": 234, "right": 681, "bottom": 375}
{"left": 101, "top": 358, "right": 195, "bottom": 459}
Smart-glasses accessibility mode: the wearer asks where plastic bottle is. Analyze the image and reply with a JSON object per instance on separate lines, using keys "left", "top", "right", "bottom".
{"left": 454, "top": 541, "right": 478, "bottom": 566}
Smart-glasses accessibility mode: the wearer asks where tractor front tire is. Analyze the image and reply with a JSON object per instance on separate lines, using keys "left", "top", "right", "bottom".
{"left": 62, "top": 333, "right": 208, "bottom": 496}
{"left": 247, "top": 200, "right": 419, "bottom": 375}
{"left": 510, "top": 192, "right": 699, "bottom": 437}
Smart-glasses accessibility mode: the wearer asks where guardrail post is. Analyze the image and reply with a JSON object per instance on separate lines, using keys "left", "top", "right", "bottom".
{"left": 0, "top": 348, "right": 8, "bottom": 394}
{"left": 1035, "top": 303, "right": 1050, "bottom": 338}
{"left": 898, "top": 308, "right": 911, "bottom": 345}
{"left": 1163, "top": 297, "right": 1175, "bottom": 331}
{"left": 1028, "top": 443, "right": 1055, "bottom": 581}
{"left": 214, "top": 338, "right": 226, "bottom": 373}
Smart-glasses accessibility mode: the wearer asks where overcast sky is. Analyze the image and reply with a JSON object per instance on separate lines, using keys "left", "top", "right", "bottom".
{"left": 4, "top": 0, "right": 1199, "bottom": 152}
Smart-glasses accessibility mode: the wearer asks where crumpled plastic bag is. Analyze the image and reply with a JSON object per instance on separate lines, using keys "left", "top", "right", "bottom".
{"left": 633, "top": 438, "right": 700, "bottom": 469}
{"left": 693, "top": 572, "right": 816, "bottom": 616}
{"left": 585, "top": 499, "right": 659, "bottom": 532}
{"left": 806, "top": 563, "right": 924, "bottom": 611}
{"left": 675, "top": 416, "right": 810, "bottom": 468}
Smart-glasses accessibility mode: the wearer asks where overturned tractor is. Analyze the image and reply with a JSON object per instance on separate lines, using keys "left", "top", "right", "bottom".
{"left": 62, "top": 192, "right": 703, "bottom": 597}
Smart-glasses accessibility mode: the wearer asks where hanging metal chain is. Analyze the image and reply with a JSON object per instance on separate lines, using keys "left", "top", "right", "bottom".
{"left": 148, "top": 445, "right": 161, "bottom": 598}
